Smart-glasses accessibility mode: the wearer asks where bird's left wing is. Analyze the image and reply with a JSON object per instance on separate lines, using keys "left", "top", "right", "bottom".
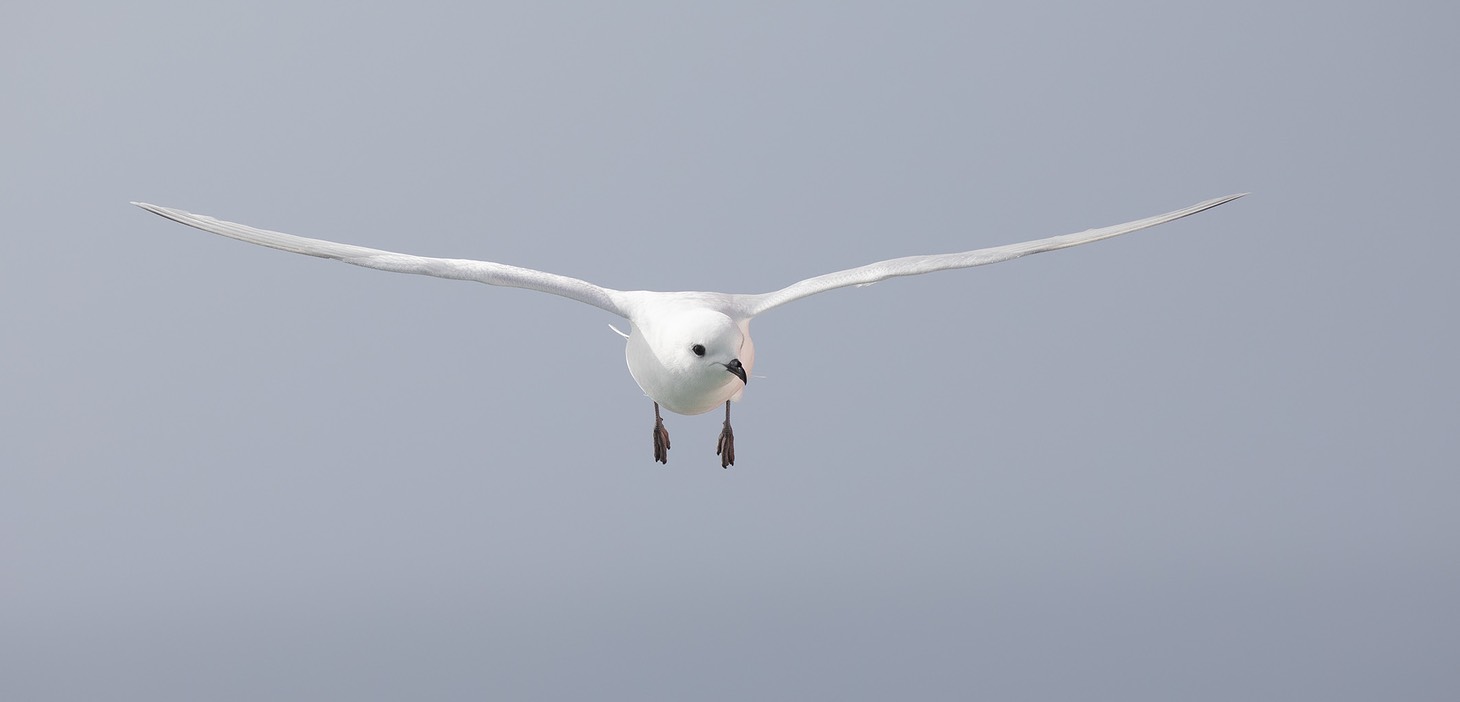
{"left": 133, "top": 203, "right": 629, "bottom": 318}
{"left": 731, "top": 193, "right": 1245, "bottom": 318}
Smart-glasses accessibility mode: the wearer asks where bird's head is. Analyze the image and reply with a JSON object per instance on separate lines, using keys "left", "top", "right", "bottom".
{"left": 655, "top": 309, "right": 748, "bottom": 386}
{"left": 625, "top": 306, "right": 752, "bottom": 412}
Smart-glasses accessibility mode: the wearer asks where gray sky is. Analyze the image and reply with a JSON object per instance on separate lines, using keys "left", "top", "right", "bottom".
{"left": 3, "top": 1, "right": 1457, "bottom": 699}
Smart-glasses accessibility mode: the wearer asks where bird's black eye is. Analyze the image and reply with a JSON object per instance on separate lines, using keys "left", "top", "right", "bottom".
{"left": 691, "top": 344, "right": 706, "bottom": 357}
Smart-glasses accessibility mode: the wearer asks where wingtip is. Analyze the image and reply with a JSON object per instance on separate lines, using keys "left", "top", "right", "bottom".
{"left": 1203, "top": 192, "right": 1249, "bottom": 209}
{"left": 132, "top": 202, "right": 192, "bottom": 224}
{"left": 132, "top": 202, "right": 178, "bottom": 217}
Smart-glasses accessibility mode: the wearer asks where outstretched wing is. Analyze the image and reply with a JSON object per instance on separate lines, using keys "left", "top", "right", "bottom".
{"left": 732, "top": 193, "right": 1246, "bottom": 318}
{"left": 132, "top": 203, "right": 629, "bottom": 318}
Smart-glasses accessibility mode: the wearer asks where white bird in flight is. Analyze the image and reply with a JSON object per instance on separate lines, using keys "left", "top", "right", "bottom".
{"left": 133, "top": 193, "right": 1244, "bottom": 467}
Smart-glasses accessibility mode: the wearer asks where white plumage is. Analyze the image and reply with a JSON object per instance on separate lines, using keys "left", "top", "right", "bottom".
{"left": 133, "top": 193, "right": 1244, "bottom": 466}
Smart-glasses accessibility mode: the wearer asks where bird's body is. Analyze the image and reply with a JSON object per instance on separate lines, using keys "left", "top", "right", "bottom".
{"left": 133, "top": 193, "right": 1244, "bottom": 466}
{"left": 621, "top": 298, "right": 754, "bottom": 416}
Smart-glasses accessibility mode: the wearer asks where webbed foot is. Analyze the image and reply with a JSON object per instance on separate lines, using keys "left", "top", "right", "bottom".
{"left": 715, "top": 401, "right": 735, "bottom": 468}
{"left": 652, "top": 402, "right": 671, "bottom": 464}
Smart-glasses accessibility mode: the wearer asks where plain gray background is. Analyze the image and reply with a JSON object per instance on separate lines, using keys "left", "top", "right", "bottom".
{"left": 4, "top": 1, "right": 1456, "bottom": 699}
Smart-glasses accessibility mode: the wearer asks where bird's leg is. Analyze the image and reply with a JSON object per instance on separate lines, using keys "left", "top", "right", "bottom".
{"left": 716, "top": 400, "right": 735, "bottom": 468}
{"left": 652, "top": 402, "right": 671, "bottom": 464}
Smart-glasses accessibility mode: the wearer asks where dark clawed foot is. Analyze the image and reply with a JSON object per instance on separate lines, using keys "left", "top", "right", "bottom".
{"left": 654, "top": 420, "right": 670, "bottom": 464}
{"left": 715, "top": 400, "right": 736, "bottom": 468}
{"left": 716, "top": 421, "right": 735, "bottom": 468}
{"left": 652, "top": 403, "right": 671, "bottom": 464}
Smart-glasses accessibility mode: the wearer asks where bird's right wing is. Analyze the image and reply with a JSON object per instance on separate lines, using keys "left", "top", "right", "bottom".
{"left": 731, "top": 193, "right": 1245, "bottom": 318}
{"left": 133, "top": 203, "right": 629, "bottom": 318}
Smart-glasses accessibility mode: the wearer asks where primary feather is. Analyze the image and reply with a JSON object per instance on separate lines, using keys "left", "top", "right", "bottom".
{"left": 730, "top": 193, "right": 1246, "bottom": 317}
{"left": 130, "top": 202, "right": 629, "bottom": 317}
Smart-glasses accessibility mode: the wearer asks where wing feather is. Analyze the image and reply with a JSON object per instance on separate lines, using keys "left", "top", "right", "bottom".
{"left": 132, "top": 203, "right": 628, "bottom": 318}
{"left": 732, "top": 193, "right": 1245, "bottom": 317}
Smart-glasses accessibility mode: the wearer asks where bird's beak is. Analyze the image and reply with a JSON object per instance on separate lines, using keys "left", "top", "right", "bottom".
{"left": 723, "top": 358, "right": 748, "bottom": 385}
